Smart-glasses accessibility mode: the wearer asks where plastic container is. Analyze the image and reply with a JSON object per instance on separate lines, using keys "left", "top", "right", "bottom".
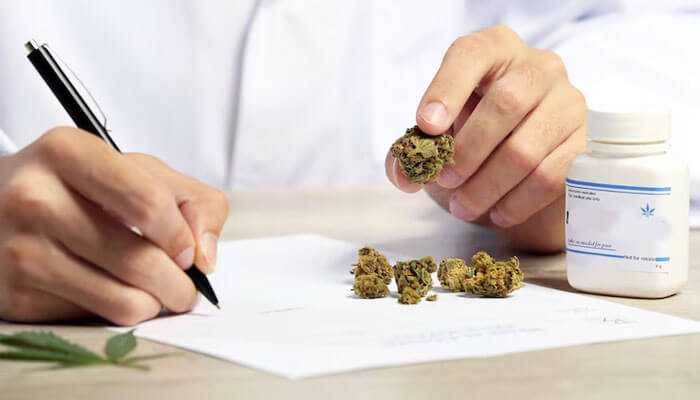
{"left": 565, "top": 110, "right": 689, "bottom": 298}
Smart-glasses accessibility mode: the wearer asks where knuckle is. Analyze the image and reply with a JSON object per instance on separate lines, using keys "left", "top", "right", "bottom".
{"left": 111, "top": 295, "right": 159, "bottom": 327}
{"left": 512, "top": 62, "right": 539, "bottom": 90}
{"left": 118, "top": 248, "right": 162, "bottom": 288}
{"left": 541, "top": 50, "right": 567, "bottom": 76}
{"left": 36, "top": 127, "right": 78, "bottom": 163}
{"left": 0, "top": 287, "right": 37, "bottom": 322}
{"left": 1, "top": 239, "right": 29, "bottom": 270}
{"left": 489, "top": 81, "right": 529, "bottom": 116}
{"left": 448, "top": 33, "right": 490, "bottom": 59}
{"left": 495, "top": 201, "right": 520, "bottom": 225}
{"left": 456, "top": 192, "right": 487, "bottom": 217}
{"left": 533, "top": 168, "right": 564, "bottom": 196}
{"left": 0, "top": 238, "right": 38, "bottom": 283}
{"left": 169, "top": 284, "right": 197, "bottom": 314}
{"left": 0, "top": 182, "right": 53, "bottom": 223}
{"left": 110, "top": 311, "right": 142, "bottom": 327}
{"left": 131, "top": 185, "right": 170, "bottom": 227}
{"left": 487, "top": 25, "right": 521, "bottom": 44}
{"left": 503, "top": 143, "right": 539, "bottom": 174}
{"left": 534, "top": 119, "right": 566, "bottom": 142}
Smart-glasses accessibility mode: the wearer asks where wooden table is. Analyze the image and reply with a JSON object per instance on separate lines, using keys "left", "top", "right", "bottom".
{"left": 1, "top": 187, "right": 699, "bottom": 399}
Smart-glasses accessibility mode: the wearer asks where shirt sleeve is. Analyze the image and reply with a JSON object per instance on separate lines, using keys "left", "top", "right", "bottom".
{"left": 0, "top": 128, "right": 18, "bottom": 156}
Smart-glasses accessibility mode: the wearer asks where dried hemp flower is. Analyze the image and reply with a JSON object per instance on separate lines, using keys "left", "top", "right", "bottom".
{"left": 352, "top": 247, "right": 391, "bottom": 299}
{"left": 463, "top": 251, "right": 523, "bottom": 298}
{"left": 390, "top": 126, "right": 455, "bottom": 184}
{"left": 352, "top": 247, "right": 393, "bottom": 285}
{"left": 399, "top": 287, "right": 423, "bottom": 305}
{"left": 353, "top": 274, "right": 390, "bottom": 299}
{"left": 437, "top": 257, "right": 470, "bottom": 292}
{"left": 394, "top": 256, "right": 437, "bottom": 304}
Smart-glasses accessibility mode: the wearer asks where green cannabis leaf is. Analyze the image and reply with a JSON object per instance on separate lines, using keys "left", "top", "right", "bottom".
{"left": 0, "top": 330, "right": 176, "bottom": 371}
{"left": 104, "top": 329, "right": 137, "bottom": 362}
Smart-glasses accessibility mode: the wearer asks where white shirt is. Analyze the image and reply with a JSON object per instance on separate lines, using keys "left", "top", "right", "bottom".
{"left": 1, "top": 0, "right": 699, "bottom": 197}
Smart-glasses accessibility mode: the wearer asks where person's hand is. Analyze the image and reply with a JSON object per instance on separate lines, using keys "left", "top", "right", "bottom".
{"left": 0, "top": 127, "right": 229, "bottom": 325}
{"left": 386, "top": 25, "right": 586, "bottom": 252}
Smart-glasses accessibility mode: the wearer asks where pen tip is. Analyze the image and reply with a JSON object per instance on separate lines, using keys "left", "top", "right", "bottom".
{"left": 25, "top": 40, "right": 39, "bottom": 54}
{"left": 215, "top": 304, "right": 221, "bottom": 310}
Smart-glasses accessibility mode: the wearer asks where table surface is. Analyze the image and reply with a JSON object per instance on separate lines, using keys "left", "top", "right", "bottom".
{"left": 1, "top": 186, "right": 698, "bottom": 400}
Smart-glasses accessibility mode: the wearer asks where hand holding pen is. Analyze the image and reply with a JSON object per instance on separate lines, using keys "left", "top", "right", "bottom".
{"left": 0, "top": 41, "right": 227, "bottom": 325}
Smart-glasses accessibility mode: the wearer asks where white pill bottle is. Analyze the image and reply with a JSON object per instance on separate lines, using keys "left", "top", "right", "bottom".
{"left": 565, "top": 110, "right": 689, "bottom": 298}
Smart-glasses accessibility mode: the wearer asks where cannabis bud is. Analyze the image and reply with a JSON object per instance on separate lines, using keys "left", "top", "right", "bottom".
{"left": 353, "top": 274, "right": 390, "bottom": 299}
{"left": 462, "top": 251, "right": 524, "bottom": 297}
{"left": 399, "top": 287, "right": 423, "bottom": 304}
{"left": 352, "top": 247, "right": 391, "bottom": 299}
{"left": 390, "top": 126, "right": 455, "bottom": 184}
{"left": 426, "top": 293, "right": 438, "bottom": 302}
{"left": 353, "top": 247, "right": 394, "bottom": 285}
{"left": 437, "top": 257, "right": 470, "bottom": 292}
{"left": 394, "top": 256, "right": 437, "bottom": 303}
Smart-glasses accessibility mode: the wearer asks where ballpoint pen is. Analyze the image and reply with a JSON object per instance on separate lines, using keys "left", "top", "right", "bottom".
{"left": 24, "top": 39, "right": 220, "bottom": 309}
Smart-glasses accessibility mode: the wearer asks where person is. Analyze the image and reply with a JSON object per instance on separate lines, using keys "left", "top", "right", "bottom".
{"left": 0, "top": 1, "right": 698, "bottom": 325}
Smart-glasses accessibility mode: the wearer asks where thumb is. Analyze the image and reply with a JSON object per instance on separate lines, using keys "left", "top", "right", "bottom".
{"left": 179, "top": 195, "right": 228, "bottom": 273}
{"left": 126, "top": 153, "right": 229, "bottom": 273}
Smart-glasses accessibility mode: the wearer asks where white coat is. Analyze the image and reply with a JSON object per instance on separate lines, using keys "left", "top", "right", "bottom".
{"left": 1, "top": 0, "right": 699, "bottom": 223}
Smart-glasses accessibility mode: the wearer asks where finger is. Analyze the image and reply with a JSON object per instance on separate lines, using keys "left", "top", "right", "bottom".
{"left": 3, "top": 234, "right": 162, "bottom": 326}
{"left": 23, "top": 177, "right": 198, "bottom": 313}
{"left": 490, "top": 127, "right": 586, "bottom": 227}
{"left": 423, "top": 182, "right": 453, "bottom": 211}
{"left": 31, "top": 128, "right": 196, "bottom": 269}
{"left": 385, "top": 151, "right": 422, "bottom": 193}
{"left": 435, "top": 93, "right": 480, "bottom": 188}
{"left": 0, "top": 286, "right": 90, "bottom": 323}
{"left": 385, "top": 150, "right": 398, "bottom": 186}
{"left": 421, "top": 183, "right": 497, "bottom": 228}
{"left": 393, "top": 157, "right": 422, "bottom": 193}
{"left": 416, "top": 26, "right": 525, "bottom": 135}
{"left": 440, "top": 49, "right": 569, "bottom": 189}
{"left": 449, "top": 86, "right": 585, "bottom": 222}
{"left": 127, "top": 153, "right": 230, "bottom": 273}
{"left": 451, "top": 92, "right": 482, "bottom": 135}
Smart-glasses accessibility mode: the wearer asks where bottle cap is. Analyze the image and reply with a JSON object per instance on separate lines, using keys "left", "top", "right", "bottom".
{"left": 587, "top": 110, "right": 670, "bottom": 143}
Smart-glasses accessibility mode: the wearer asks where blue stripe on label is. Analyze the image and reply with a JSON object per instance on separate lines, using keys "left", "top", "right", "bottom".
{"left": 565, "top": 178, "right": 671, "bottom": 192}
{"left": 566, "top": 184, "right": 672, "bottom": 196}
{"left": 566, "top": 248, "right": 670, "bottom": 263}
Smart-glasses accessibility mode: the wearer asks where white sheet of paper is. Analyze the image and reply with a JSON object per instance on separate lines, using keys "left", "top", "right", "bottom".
{"left": 124, "top": 234, "right": 700, "bottom": 379}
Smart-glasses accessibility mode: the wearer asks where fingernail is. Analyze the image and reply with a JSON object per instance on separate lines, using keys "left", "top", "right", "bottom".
{"left": 437, "top": 166, "right": 465, "bottom": 188}
{"left": 419, "top": 101, "right": 448, "bottom": 127}
{"left": 449, "top": 196, "right": 478, "bottom": 222}
{"left": 490, "top": 209, "right": 511, "bottom": 227}
{"left": 390, "top": 157, "right": 399, "bottom": 186}
{"left": 200, "top": 232, "right": 219, "bottom": 272}
{"left": 175, "top": 246, "right": 195, "bottom": 269}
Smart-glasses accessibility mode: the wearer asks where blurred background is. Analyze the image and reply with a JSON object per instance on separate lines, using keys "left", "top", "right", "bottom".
{"left": 0, "top": 0, "right": 698, "bottom": 194}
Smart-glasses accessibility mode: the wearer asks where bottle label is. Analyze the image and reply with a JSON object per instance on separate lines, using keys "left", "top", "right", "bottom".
{"left": 565, "top": 178, "right": 671, "bottom": 273}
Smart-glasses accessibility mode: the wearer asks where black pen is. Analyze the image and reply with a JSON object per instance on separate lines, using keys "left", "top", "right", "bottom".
{"left": 24, "top": 39, "right": 220, "bottom": 309}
